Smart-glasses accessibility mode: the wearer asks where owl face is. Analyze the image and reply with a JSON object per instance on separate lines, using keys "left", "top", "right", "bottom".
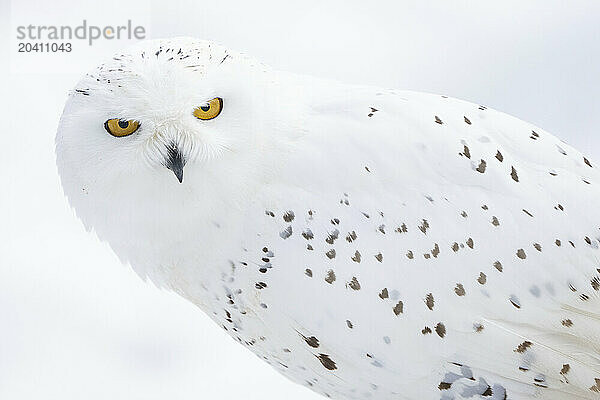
{"left": 59, "top": 39, "right": 261, "bottom": 183}
{"left": 56, "top": 38, "right": 307, "bottom": 259}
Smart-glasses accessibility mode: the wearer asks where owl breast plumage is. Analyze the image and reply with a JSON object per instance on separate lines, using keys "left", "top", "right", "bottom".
{"left": 56, "top": 39, "right": 600, "bottom": 400}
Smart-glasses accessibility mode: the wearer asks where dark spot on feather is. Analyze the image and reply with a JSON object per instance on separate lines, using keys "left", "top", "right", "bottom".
{"left": 280, "top": 226, "right": 293, "bottom": 239}
{"left": 464, "top": 116, "right": 471, "bottom": 125}
{"left": 530, "top": 130, "right": 539, "bottom": 140}
{"left": 466, "top": 238, "right": 474, "bottom": 249}
{"left": 305, "top": 268, "right": 313, "bottom": 277}
{"left": 477, "top": 272, "right": 487, "bottom": 285}
{"left": 325, "top": 229, "right": 339, "bottom": 244}
{"left": 584, "top": 157, "right": 593, "bottom": 168}
{"left": 316, "top": 354, "right": 337, "bottom": 370}
{"left": 569, "top": 283, "right": 577, "bottom": 292}
{"left": 495, "top": 150, "right": 504, "bottom": 162}
{"left": 348, "top": 277, "right": 361, "bottom": 290}
{"left": 515, "top": 341, "right": 533, "bottom": 353}
{"left": 379, "top": 288, "right": 389, "bottom": 299}
{"left": 533, "top": 380, "right": 547, "bottom": 388}
{"left": 476, "top": 159, "right": 487, "bottom": 173}
{"left": 302, "top": 335, "right": 320, "bottom": 348}
{"left": 431, "top": 243, "right": 440, "bottom": 258}
{"left": 283, "top": 211, "right": 295, "bottom": 222}
{"left": 435, "top": 322, "right": 446, "bottom": 338}
{"left": 435, "top": 116, "right": 443, "bottom": 124}
{"left": 302, "top": 229, "right": 314, "bottom": 240}
{"left": 510, "top": 295, "right": 521, "bottom": 308}
{"left": 562, "top": 319, "right": 573, "bottom": 327}
{"left": 455, "top": 283, "right": 466, "bottom": 296}
{"left": 325, "top": 270, "right": 336, "bottom": 284}
{"left": 393, "top": 301, "right": 404, "bottom": 315}
{"left": 396, "top": 224, "right": 408, "bottom": 233}
{"left": 346, "top": 231, "right": 357, "bottom": 242}
{"left": 219, "top": 54, "right": 231, "bottom": 65}
{"left": 418, "top": 219, "right": 430, "bottom": 234}
{"left": 463, "top": 145, "right": 471, "bottom": 159}
{"left": 425, "top": 293, "right": 434, "bottom": 310}
{"left": 516, "top": 249, "right": 526, "bottom": 259}
{"left": 422, "top": 326, "right": 432, "bottom": 335}
{"left": 493, "top": 261, "right": 503, "bottom": 272}
{"left": 581, "top": 293, "right": 590, "bottom": 301}
{"left": 351, "top": 250, "right": 361, "bottom": 263}
{"left": 367, "top": 107, "right": 378, "bottom": 117}
{"left": 325, "top": 249, "right": 336, "bottom": 259}
{"left": 511, "top": 166, "right": 519, "bottom": 182}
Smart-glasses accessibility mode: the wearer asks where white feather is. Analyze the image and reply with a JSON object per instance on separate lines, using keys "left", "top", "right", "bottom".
{"left": 56, "top": 38, "right": 600, "bottom": 399}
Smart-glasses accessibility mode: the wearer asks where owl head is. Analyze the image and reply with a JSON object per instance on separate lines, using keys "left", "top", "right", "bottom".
{"left": 56, "top": 38, "right": 307, "bottom": 270}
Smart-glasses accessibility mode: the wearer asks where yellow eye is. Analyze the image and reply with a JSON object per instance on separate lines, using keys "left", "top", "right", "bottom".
{"left": 193, "top": 97, "right": 223, "bottom": 120}
{"left": 104, "top": 118, "right": 140, "bottom": 137}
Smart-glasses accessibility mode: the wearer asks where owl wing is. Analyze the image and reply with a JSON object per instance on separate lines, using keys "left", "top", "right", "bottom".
{"left": 225, "top": 87, "right": 600, "bottom": 399}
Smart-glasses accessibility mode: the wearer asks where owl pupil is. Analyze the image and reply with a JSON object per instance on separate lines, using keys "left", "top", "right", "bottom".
{"left": 200, "top": 105, "right": 210, "bottom": 112}
{"left": 118, "top": 120, "right": 129, "bottom": 129}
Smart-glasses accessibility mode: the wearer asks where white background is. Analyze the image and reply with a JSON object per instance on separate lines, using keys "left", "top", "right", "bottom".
{"left": 1, "top": 1, "right": 599, "bottom": 399}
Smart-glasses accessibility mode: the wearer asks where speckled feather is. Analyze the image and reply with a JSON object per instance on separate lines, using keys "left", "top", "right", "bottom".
{"left": 56, "top": 38, "right": 600, "bottom": 400}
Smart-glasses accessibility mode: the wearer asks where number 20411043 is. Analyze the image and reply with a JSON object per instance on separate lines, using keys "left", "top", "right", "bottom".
{"left": 18, "top": 42, "right": 72, "bottom": 52}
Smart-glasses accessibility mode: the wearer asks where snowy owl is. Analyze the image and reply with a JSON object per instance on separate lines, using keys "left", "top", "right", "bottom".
{"left": 56, "top": 38, "right": 600, "bottom": 400}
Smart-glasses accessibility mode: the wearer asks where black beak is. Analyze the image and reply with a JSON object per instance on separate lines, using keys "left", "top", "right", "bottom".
{"left": 164, "top": 143, "right": 186, "bottom": 183}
